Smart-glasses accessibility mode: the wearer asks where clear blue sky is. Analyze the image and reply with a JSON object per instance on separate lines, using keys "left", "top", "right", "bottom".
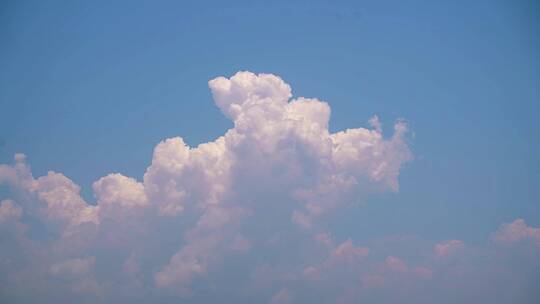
{"left": 1, "top": 1, "right": 539, "bottom": 302}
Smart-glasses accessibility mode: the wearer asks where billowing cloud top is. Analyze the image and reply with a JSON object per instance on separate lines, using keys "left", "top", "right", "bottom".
{"left": 1, "top": 72, "right": 538, "bottom": 304}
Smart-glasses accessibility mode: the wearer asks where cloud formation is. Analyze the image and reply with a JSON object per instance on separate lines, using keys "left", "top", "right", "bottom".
{"left": 493, "top": 219, "right": 540, "bottom": 246}
{"left": 0, "top": 71, "right": 538, "bottom": 303}
{"left": 434, "top": 240, "right": 465, "bottom": 258}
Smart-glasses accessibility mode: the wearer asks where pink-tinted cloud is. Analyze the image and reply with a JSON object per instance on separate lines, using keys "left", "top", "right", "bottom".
{"left": 1, "top": 70, "right": 538, "bottom": 304}
{"left": 269, "top": 288, "right": 294, "bottom": 304}
{"left": 434, "top": 240, "right": 465, "bottom": 258}
{"left": 328, "top": 239, "right": 370, "bottom": 266}
{"left": 493, "top": 218, "right": 540, "bottom": 246}
{"left": 0, "top": 199, "right": 22, "bottom": 223}
{"left": 384, "top": 256, "right": 408, "bottom": 272}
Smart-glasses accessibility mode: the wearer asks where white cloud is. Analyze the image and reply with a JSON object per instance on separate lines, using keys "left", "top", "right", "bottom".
{"left": 153, "top": 205, "right": 244, "bottom": 294}
{"left": 93, "top": 173, "right": 148, "bottom": 221}
{"left": 0, "top": 71, "right": 414, "bottom": 302}
{"left": 33, "top": 171, "right": 98, "bottom": 228}
{"left": 0, "top": 71, "right": 538, "bottom": 304}
{"left": 93, "top": 173, "right": 148, "bottom": 209}
{"left": 1, "top": 67, "right": 539, "bottom": 304}
{"left": 0, "top": 155, "right": 97, "bottom": 235}
{"left": 146, "top": 71, "right": 411, "bottom": 291}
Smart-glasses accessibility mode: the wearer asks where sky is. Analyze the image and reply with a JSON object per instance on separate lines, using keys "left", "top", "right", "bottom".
{"left": 1, "top": 0, "right": 539, "bottom": 303}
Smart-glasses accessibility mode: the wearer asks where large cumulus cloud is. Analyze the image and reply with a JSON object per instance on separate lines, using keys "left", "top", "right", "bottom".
{"left": 1, "top": 71, "right": 537, "bottom": 303}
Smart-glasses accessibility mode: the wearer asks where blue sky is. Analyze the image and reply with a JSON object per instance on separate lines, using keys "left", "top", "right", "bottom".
{"left": 1, "top": 1, "right": 539, "bottom": 303}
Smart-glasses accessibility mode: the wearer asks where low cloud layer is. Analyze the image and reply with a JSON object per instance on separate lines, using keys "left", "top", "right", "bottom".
{"left": 1, "top": 71, "right": 538, "bottom": 303}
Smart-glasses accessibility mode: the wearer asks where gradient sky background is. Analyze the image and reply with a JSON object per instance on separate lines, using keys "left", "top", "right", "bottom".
{"left": 1, "top": 1, "right": 539, "bottom": 303}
